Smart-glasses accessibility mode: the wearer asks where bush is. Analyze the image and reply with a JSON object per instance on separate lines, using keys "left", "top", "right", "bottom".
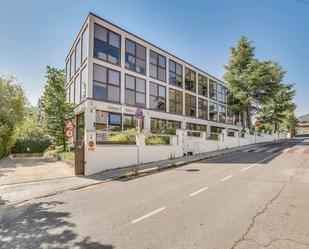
{"left": 207, "top": 133, "right": 219, "bottom": 141}
{"left": 145, "top": 135, "right": 170, "bottom": 145}
{"left": 11, "top": 138, "right": 51, "bottom": 153}
{"left": 109, "top": 133, "right": 136, "bottom": 143}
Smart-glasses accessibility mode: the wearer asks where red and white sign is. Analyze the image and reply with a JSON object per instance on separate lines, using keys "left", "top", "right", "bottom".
{"left": 65, "top": 129, "right": 74, "bottom": 138}
{"left": 66, "top": 121, "right": 74, "bottom": 130}
{"left": 255, "top": 120, "right": 261, "bottom": 127}
{"left": 135, "top": 108, "right": 144, "bottom": 120}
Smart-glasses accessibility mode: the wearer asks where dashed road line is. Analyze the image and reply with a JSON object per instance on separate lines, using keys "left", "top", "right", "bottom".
{"left": 221, "top": 175, "right": 233, "bottom": 182}
{"left": 131, "top": 207, "right": 166, "bottom": 224}
{"left": 241, "top": 153, "right": 279, "bottom": 172}
{"left": 189, "top": 187, "right": 208, "bottom": 197}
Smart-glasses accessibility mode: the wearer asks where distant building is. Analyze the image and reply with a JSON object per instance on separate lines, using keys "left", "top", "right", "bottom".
{"left": 296, "top": 114, "right": 309, "bottom": 135}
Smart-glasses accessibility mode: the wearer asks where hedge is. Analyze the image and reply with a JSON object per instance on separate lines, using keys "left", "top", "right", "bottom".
{"left": 11, "top": 138, "right": 51, "bottom": 154}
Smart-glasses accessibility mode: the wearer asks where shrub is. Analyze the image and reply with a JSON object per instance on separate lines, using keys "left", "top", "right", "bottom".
{"left": 145, "top": 135, "right": 170, "bottom": 145}
{"left": 11, "top": 137, "right": 51, "bottom": 153}
{"left": 109, "top": 133, "right": 136, "bottom": 143}
{"left": 207, "top": 133, "right": 219, "bottom": 141}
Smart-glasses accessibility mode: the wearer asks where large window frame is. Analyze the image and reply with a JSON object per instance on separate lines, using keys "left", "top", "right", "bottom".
{"left": 217, "top": 84, "right": 226, "bottom": 103}
{"left": 185, "top": 93, "right": 196, "bottom": 117}
{"left": 81, "top": 25, "right": 89, "bottom": 62}
{"left": 198, "top": 74, "right": 208, "bottom": 97}
{"left": 125, "top": 39, "right": 146, "bottom": 75}
{"left": 149, "top": 82, "right": 166, "bottom": 111}
{"left": 185, "top": 68, "right": 196, "bottom": 92}
{"left": 209, "top": 101, "right": 218, "bottom": 122}
{"left": 209, "top": 80, "right": 217, "bottom": 100}
{"left": 149, "top": 50, "right": 166, "bottom": 82}
{"left": 93, "top": 23, "right": 121, "bottom": 65}
{"left": 218, "top": 105, "right": 226, "bottom": 123}
{"left": 93, "top": 64, "right": 121, "bottom": 103}
{"left": 125, "top": 74, "right": 146, "bottom": 108}
{"left": 169, "top": 88, "right": 183, "bottom": 115}
{"left": 169, "top": 60, "right": 182, "bottom": 88}
{"left": 75, "top": 39, "right": 81, "bottom": 72}
{"left": 198, "top": 98, "right": 208, "bottom": 120}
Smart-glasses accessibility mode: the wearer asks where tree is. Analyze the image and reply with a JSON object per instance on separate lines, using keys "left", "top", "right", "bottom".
{"left": 224, "top": 36, "right": 286, "bottom": 130}
{"left": 41, "top": 66, "right": 73, "bottom": 150}
{"left": 257, "top": 83, "right": 296, "bottom": 131}
{"left": 0, "top": 76, "right": 26, "bottom": 158}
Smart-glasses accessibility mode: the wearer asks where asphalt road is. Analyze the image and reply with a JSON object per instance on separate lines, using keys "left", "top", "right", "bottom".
{"left": 1, "top": 139, "right": 309, "bottom": 249}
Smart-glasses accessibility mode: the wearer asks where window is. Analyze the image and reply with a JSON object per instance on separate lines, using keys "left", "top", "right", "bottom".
{"left": 198, "top": 74, "right": 208, "bottom": 97}
{"left": 66, "top": 60, "right": 70, "bottom": 84}
{"left": 70, "top": 51, "right": 75, "bottom": 79}
{"left": 69, "top": 82, "right": 74, "bottom": 104}
{"left": 81, "top": 66, "right": 87, "bottom": 101}
{"left": 186, "top": 123, "right": 206, "bottom": 137}
{"left": 125, "top": 75, "right": 146, "bottom": 107}
{"left": 209, "top": 101, "right": 218, "bottom": 121}
{"left": 95, "top": 111, "right": 121, "bottom": 133}
{"left": 209, "top": 80, "right": 217, "bottom": 100}
{"left": 217, "top": 84, "right": 226, "bottom": 103}
{"left": 123, "top": 115, "right": 139, "bottom": 130}
{"left": 149, "top": 50, "right": 166, "bottom": 81}
{"left": 149, "top": 82, "right": 166, "bottom": 111}
{"left": 150, "top": 118, "right": 181, "bottom": 134}
{"left": 218, "top": 105, "right": 226, "bottom": 123}
{"left": 94, "top": 23, "right": 121, "bottom": 65}
{"left": 169, "top": 88, "right": 183, "bottom": 115}
{"left": 185, "top": 94, "right": 196, "bottom": 117}
{"left": 198, "top": 98, "right": 208, "bottom": 120}
{"left": 125, "top": 39, "right": 146, "bottom": 75}
{"left": 169, "top": 60, "right": 182, "bottom": 88}
{"left": 185, "top": 68, "right": 196, "bottom": 92}
{"left": 82, "top": 26, "right": 89, "bottom": 62}
{"left": 74, "top": 74, "right": 80, "bottom": 105}
{"left": 93, "top": 64, "right": 120, "bottom": 103}
{"left": 75, "top": 39, "right": 81, "bottom": 71}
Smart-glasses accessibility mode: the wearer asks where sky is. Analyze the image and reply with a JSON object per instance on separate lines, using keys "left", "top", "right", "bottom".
{"left": 0, "top": 0, "right": 308, "bottom": 116}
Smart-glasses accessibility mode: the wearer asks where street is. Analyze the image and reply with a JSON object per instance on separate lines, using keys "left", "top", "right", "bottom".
{"left": 1, "top": 139, "right": 309, "bottom": 249}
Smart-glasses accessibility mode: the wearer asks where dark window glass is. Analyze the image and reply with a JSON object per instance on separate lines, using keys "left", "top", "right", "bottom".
{"left": 94, "top": 23, "right": 121, "bottom": 65}
{"left": 185, "top": 93, "right": 196, "bottom": 117}
{"left": 150, "top": 118, "right": 181, "bottom": 134}
{"left": 93, "top": 64, "right": 120, "bottom": 102}
{"left": 186, "top": 123, "right": 206, "bottom": 136}
{"left": 169, "top": 89, "right": 183, "bottom": 115}
{"left": 209, "top": 101, "right": 218, "bottom": 121}
{"left": 149, "top": 50, "right": 166, "bottom": 81}
{"left": 217, "top": 84, "right": 226, "bottom": 103}
{"left": 209, "top": 80, "right": 217, "bottom": 100}
{"left": 125, "top": 39, "right": 146, "bottom": 75}
{"left": 198, "top": 98, "right": 208, "bottom": 120}
{"left": 185, "top": 68, "right": 196, "bottom": 92}
{"left": 109, "top": 113, "right": 121, "bottom": 125}
{"left": 198, "top": 74, "right": 208, "bottom": 97}
{"left": 75, "top": 39, "right": 81, "bottom": 71}
{"left": 149, "top": 82, "right": 166, "bottom": 111}
{"left": 169, "top": 60, "right": 182, "bottom": 88}
{"left": 125, "top": 74, "right": 146, "bottom": 108}
{"left": 218, "top": 105, "right": 226, "bottom": 123}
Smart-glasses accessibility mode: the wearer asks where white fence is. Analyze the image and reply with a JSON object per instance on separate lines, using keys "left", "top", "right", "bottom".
{"left": 84, "top": 130, "right": 288, "bottom": 176}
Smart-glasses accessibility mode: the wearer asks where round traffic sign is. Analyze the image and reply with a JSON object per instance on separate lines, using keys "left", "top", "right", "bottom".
{"left": 255, "top": 120, "right": 261, "bottom": 127}
{"left": 65, "top": 129, "right": 74, "bottom": 138}
{"left": 135, "top": 108, "right": 144, "bottom": 120}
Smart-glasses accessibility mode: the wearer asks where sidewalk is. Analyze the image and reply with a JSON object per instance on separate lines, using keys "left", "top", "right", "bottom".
{"left": 0, "top": 140, "right": 284, "bottom": 206}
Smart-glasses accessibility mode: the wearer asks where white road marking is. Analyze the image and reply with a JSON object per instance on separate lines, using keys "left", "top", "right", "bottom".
{"left": 243, "top": 148, "right": 254, "bottom": 152}
{"left": 221, "top": 175, "right": 233, "bottom": 181}
{"left": 131, "top": 207, "right": 165, "bottom": 224}
{"left": 189, "top": 187, "right": 208, "bottom": 197}
{"left": 241, "top": 153, "right": 279, "bottom": 172}
{"left": 265, "top": 147, "right": 280, "bottom": 153}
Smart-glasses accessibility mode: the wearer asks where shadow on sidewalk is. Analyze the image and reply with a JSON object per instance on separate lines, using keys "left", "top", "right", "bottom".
{"left": 0, "top": 201, "right": 113, "bottom": 249}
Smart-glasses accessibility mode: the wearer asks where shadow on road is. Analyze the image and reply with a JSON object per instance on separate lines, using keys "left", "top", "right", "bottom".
{"left": 0, "top": 201, "right": 113, "bottom": 249}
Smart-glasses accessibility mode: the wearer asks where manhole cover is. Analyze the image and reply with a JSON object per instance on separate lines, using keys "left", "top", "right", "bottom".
{"left": 186, "top": 169, "right": 200, "bottom": 172}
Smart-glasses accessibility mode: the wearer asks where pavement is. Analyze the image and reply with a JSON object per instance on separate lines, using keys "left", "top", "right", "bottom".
{"left": 0, "top": 138, "right": 309, "bottom": 248}
{"left": 0, "top": 140, "right": 286, "bottom": 205}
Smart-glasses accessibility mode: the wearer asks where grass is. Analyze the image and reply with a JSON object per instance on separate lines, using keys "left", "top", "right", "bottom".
{"left": 207, "top": 133, "right": 219, "bottom": 141}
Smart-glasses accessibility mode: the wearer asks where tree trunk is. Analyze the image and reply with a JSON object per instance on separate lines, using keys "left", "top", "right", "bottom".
{"left": 246, "top": 105, "right": 251, "bottom": 130}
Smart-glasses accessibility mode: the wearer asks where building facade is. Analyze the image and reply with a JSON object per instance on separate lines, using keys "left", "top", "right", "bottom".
{"left": 65, "top": 13, "right": 238, "bottom": 145}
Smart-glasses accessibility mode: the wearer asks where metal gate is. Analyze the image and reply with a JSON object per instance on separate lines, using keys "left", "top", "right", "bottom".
{"left": 75, "top": 140, "right": 84, "bottom": 175}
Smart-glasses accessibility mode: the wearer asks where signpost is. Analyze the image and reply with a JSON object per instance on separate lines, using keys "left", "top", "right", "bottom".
{"left": 65, "top": 121, "right": 74, "bottom": 152}
{"left": 134, "top": 108, "right": 144, "bottom": 165}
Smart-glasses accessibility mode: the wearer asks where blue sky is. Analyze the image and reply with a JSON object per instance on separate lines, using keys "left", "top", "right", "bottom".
{"left": 0, "top": 0, "right": 308, "bottom": 116}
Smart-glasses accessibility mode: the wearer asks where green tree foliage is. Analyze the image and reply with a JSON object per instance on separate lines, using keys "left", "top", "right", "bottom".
{"left": 224, "top": 36, "right": 294, "bottom": 130}
{"left": 0, "top": 76, "right": 26, "bottom": 158}
{"left": 41, "top": 66, "right": 73, "bottom": 150}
